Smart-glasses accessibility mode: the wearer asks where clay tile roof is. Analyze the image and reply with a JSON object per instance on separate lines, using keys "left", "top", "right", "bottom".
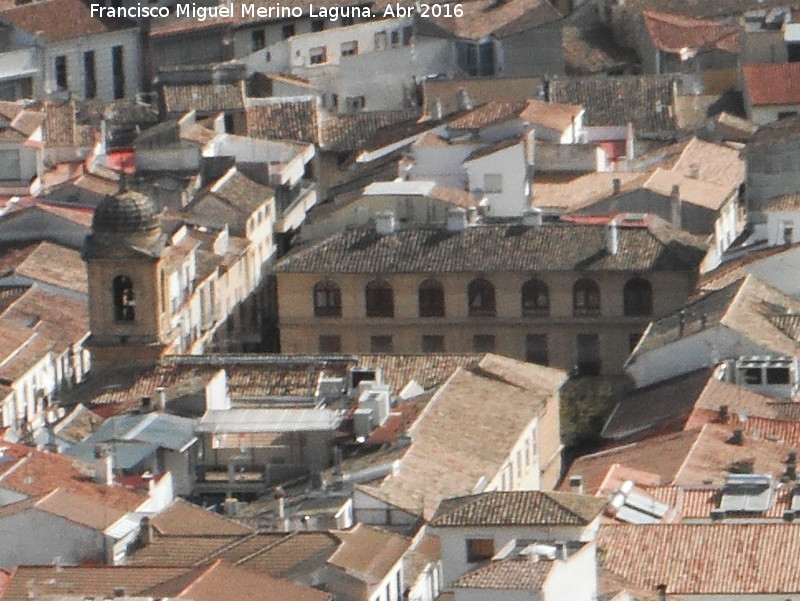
{"left": 449, "top": 100, "right": 528, "bottom": 130}
{"left": 1, "top": 0, "right": 135, "bottom": 42}
{"left": 598, "top": 523, "right": 800, "bottom": 594}
{"left": 548, "top": 75, "right": 678, "bottom": 132}
{"left": 2, "top": 566, "right": 188, "bottom": 601}
{"left": 744, "top": 62, "right": 800, "bottom": 106}
{"left": 453, "top": 558, "right": 553, "bottom": 589}
{"left": 763, "top": 192, "right": 800, "bottom": 211}
{"left": 152, "top": 499, "right": 253, "bottom": 536}
{"left": 327, "top": 524, "right": 409, "bottom": 585}
{"left": 431, "top": 490, "right": 606, "bottom": 527}
{"left": 142, "top": 559, "right": 331, "bottom": 601}
{"left": 420, "top": 0, "right": 561, "bottom": 39}
{"left": 246, "top": 99, "right": 321, "bottom": 144}
{"left": 163, "top": 82, "right": 245, "bottom": 115}
{"left": 10, "top": 241, "right": 87, "bottom": 294}
{"left": 273, "top": 222, "right": 706, "bottom": 275}
{"left": 320, "top": 110, "right": 421, "bottom": 152}
{"left": 643, "top": 11, "right": 740, "bottom": 54}
{"left": 31, "top": 488, "right": 127, "bottom": 531}
{"left": 749, "top": 113, "right": 800, "bottom": 146}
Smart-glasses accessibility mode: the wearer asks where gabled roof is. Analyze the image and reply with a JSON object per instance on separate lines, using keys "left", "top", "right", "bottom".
{"left": 631, "top": 275, "right": 800, "bottom": 360}
{"left": 0, "top": 241, "right": 88, "bottom": 295}
{"left": 643, "top": 11, "right": 740, "bottom": 54}
{"left": 273, "top": 221, "right": 707, "bottom": 275}
{"left": 421, "top": 0, "right": 561, "bottom": 39}
{"left": 744, "top": 62, "right": 800, "bottom": 106}
{"left": 748, "top": 113, "right": 800, "bottom": 146}
{"left": 453, "top": 558, "right": 553, "bottom": 590}
{"left": 0, "top": 488, "right": 127, "bottom": 532}
{"left": 1, "top": 0, "right": 135, "bottom": 42}
{"left": 598, "top": 523, "right": 800, "bottom": 594}
{"left": 548, "top": 75, "right": 678, "bottom": 132}
{"left": 152, "top": 498, "right": 252, "bottom": 536}
{"left": 449, "top": 99, "right": 582, "bottom": 133}
{"left": 431, "top": 490, "right": 606, "bottom": 527}
{"left": 327, "top": 524, "right": 409, "bottom": 585}
{"left": 162, "top": 82, "right": 245, "bottom": 115}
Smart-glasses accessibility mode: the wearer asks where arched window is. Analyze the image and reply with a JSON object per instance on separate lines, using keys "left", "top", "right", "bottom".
{"left": 365, "top": 279, "right": 394, "bottom": 317}
{"left": 623, "top": 277, "right": 653, "bottom": 316}
{"left": 468, "top": 278, "right": 496, "bottom": 317}
{"left": 418, "top": 279, "right": 445, "bottom": 317}
{"left": 521, "top": 278, "right": 549, "bottom": 316}
{"left": 573, "top": 278, "right": 600, "bottom": 316}
{"left": 313, "top": 280, "right": 342, "bottom": 317}
{"left": 113, "top": 275, "right": 135, "bottom": 321}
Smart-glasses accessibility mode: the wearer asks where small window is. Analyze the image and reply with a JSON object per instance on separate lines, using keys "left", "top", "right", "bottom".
{"left": 483, "top": 173, "right": 502, "bottom": 193}
{"left": 319, "top": 335, "right": 342, "bottom": 353}
{"left": 402, "top": 26, "right": 413, "bottom": 46}
{"left": 778, "top": 111, "right": 799, "bottom": 120}
{"left": 112, "top": 275, "right": 135, "bottom": 322}
{"left": 83, "top": 51, "right": 96, "bottom": 99}
{"left": 623, "top": 278, "right": 653, "bottom": 316}
{"left": 365, "top": 280, "right": 394, "bottom": 317}
{"left": 525, "top": 334, "right": 548, "bottom": 365}
{"left": 309, "top": 46, "right": 327, "bottom": 65}
{"left": 311, "top": 18, "right": 325, "bottom": 32}
{"left": 341, "top": 40, "right": 358, "bottom": 56}
{"left": 370, "top": 335, "right": 393, "bottom": 353}
{"left": 473, "top": 334, "right": 496, "bottom": 352}
{"left": 521, "top": 279, "right": 549, "bottom": 316}
{"left": 573, "top": 278, "right": 600, "bottom": 316}
{"left": 251, "top": 29, "right": 266, "bottom": 51}
{"left": 55, "top": 55, "right": 68, "bottom": 91}
{"left": 314, "top": 280, "right": 342, "bottom": 317}
{"left": 418, "top": 279, "right": 445, "bottom": 317}
{"left": 282, "top": 24, "right": 295, "bottom": 39}
{"left": 466, "top": 538, "right": 494, "bottom": 563}
{"left": 111, "top": 45, "right": 124, "bottom": 99}
{"left": 767, "top": 367, "right": 791, "bottom": 384}
{"left": 743, "top": 367, "right": 763, "bottom": 384}
{"left": 345, "top": 95, "right": 366, "bottom": 111}
{"left": 390, "top": 29, "right": 401, "bottom": 47}
{"left": 421, "top": 335, "right": 445, "bottom": 352}
{"left": 468, "top": 278, "right": 496, "bottom": 317}
{"left": 375, "top": 31, "right": 388, "bottom": 50}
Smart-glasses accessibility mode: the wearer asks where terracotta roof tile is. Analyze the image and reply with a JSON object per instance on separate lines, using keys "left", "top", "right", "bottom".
{"left": 453, "top": 558, "right": 553, "bottom": 589}
{"left": 162, "top": 82, "right": 245, "bottom": 115}
{"left": 328, "top": 524, "right": 409, "bottom": 585}
{"left": 152, "top": 499, "right": 253, "bottom": 536}
{"left": 431, "top": 490, "right": 606, "bottom": 527}
{"left": 598, "top": 523, "right": 800, "bottom": 594}
{"left": 643, "top": 11, "right": 740, "bottom": 54}
{"left": 2, "top": 0, "right": 135, "bottom": 42}
{"left": 744, "top": 62, "right": 800, "bottom": 106}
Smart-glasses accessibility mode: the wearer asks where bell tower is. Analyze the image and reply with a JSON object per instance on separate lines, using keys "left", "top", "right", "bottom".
{"left": 83, "top": 190, "right": 172, "bottom": 369}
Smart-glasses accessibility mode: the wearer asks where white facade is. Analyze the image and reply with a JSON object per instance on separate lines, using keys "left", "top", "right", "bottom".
{"left": 464, "top": 141, "right": 531, "bottom": 218}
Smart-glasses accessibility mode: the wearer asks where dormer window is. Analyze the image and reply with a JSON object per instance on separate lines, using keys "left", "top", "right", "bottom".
{"left": 113, "top": 275, "right": 135, "bottom": 321}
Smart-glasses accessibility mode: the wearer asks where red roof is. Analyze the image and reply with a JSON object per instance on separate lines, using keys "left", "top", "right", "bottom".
{"left": 743, "top": 62, "right": 800, "bottom": 106}
{"left": 643, "top": 11, "right": 740, "bottom": 54}
{"left": 106, "top": 150, "right": 136, "bottom": 174}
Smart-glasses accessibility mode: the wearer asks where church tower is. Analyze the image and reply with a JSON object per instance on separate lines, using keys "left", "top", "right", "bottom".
{"left": 83, "top": 190, "right": 172, "bottom": 369}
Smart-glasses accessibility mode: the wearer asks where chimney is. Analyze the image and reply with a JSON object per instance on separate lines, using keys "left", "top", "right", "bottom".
{"left": 140, "top": 396, "right": 152, "bottom": 411}
{"left": 375, "top": 211, "right": 396, "bottom": 235}
{"left": 678, "top": 310, "right": 687, "bottom": 337}
{"left": 94, "top": 444, "right": 114, "bottom": 485}
{"left": 432, "top": 99, "right": 443, "bottom": 120}
{"left": 156, "top": 387, "right": 167, "bottom": 411}
{"left": 785, "top": 464, "right": 797, "bottom": 480}
{"left": 788, "top": 451, "right": 797, "bottom": 465}
{"left": 605, "top": 218, "right": 619, "bottom": 255}
{"left": 717, "top": 404, "right": 729, "bottom": 423}
{"left": 446, "top": 207, "right": 467, "bottom": 232}
{"left": 689, "top": 163, "right": 700, "bottom": 179}
{"left": 568, "top": 475, "right": 584, "bottom": 495}
{"left": 522, "top": 208, "right": 543, "bottom": 226}
{"left": 655, "top": 584, "right": 667, "bottom": 601}
{"left": 139, "top": 516, "right": 154, "bottom": 546}
{"left": 670, "top": 184, "right": 682, "bottom": 229}
{"left": 728, "top": 429, "right": 745, "bottom": 446}
{"left": 113, "top": 587, "right": 126, "bottom": 598}
{"left": 612, "top": 178, "right": 621, "bottom": 195}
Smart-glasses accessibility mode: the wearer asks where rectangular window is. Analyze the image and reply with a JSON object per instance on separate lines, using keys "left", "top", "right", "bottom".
{"left": 341, "top": 40, "right": 358, "bottom": 56}
{"left": 421, "top": 335, "right": 445, "bottom": 352}
{"left": 345, "top": 95, "right": 366, "bottom": 111}
{"left": 319, "top": 335, "right": 342, "bottom": 353}
{"left": 282, "top": 24, "right": 295, "bottom": 39}
{"left": 525, "top": 334, "right": 548, "bottom": 365}
{"left": 311, "top": 18, "right": 325, "bottom": 31}
{"left": 576, "top": 333, "right": 601, "bottom": 376}
{"left": 466, "top": 538, "right": 494, "bottom": 563}
{"left": 390, "top": 29, "right": 400, "bottom": 47}
{"left": 83, "top": 51, "right": 96, "bottom": 99}
{"left": 402, "top": 26, "right": 413, "bottom": 46}
{"left": 55, "top": 55, "right": 67, "bottom": 90}
{"left": 370, "top": 335, "right": 393, "bottom": 353}
{"left": 112, "top": 45, "right": 124, "bottom": 99}
{"left": 309, "top": 46, "right": 327, "bottom": 65}
{"left": 251, "top": 29, "right": 265, "bottom": 51}
{"left": 473, "top": 334, "right": 496, "bottom": 353}
{"left": 0, "top": 149, "right": 21, "bottom": 181}
{"left": 483, "top": 173, "right": 502, "bottom": 193}
{"left": 375, "top": 31, "right": 388, "bottom": 50}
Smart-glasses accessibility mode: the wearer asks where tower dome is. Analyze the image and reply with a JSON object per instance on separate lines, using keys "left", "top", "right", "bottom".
{"left": 92, "top": 190, "right": 159, "bottom": 234}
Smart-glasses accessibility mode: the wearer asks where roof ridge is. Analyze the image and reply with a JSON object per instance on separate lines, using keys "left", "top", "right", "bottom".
{"left": 192, "top": 531, "right": 261, "bottom": 566}
{"left": 233, "top": 530, "right": 298, "bottom": 566}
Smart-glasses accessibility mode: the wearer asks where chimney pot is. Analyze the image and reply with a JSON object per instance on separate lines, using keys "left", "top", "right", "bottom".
{"left": 522, "top": 208, "right": 542, "bottom": 227}
{"left": 605, "top": 218, "right": 620, "bottom": 255}
{"left": 375, "top": 211, "right": 396, "bottom": 235}
{"left": 446, "top": 207, "right": 467, "bottom": 232}
{"left": 612, "top": 178, "right": 621, "bottom": 195}
{"left": 156, "top": 387, "right": 167, "bottom": 411}
{"left": 670, "top": 185, "right": 682, "bottom": 228}
{"left": 568, "top": 475, "right": 585, "bottom": 495}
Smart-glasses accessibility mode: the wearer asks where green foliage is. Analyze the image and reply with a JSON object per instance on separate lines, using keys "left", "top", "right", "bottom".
{"left": 560, "top": 375, "right": 632, "bottom": 452}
